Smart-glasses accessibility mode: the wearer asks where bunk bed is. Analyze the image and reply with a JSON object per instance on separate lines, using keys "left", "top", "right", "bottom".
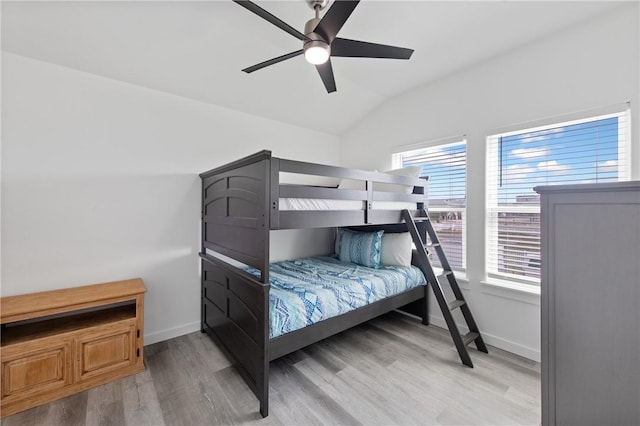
{"left": 199, "top": 150, "right": 434, "bottom": 417}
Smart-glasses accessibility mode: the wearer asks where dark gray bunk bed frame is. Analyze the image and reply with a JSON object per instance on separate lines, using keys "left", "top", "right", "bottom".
{"left": 199, "top": 150, "right": 431, "bottom": 417}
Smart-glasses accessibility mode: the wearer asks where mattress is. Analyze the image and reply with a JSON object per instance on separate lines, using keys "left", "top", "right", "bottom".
{"left": 245, "top": 256, "right": 426, "bottom": 339}
{"left": 279, "top": 198, "right": 416, "bottom": 211}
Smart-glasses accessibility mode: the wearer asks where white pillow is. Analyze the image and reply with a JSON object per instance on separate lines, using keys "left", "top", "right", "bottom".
{"left": 374, "top": 166, "right": 423, "bottom": 194}
{"left": 380, "top": 232, "right": 413, "bottom": 267}
{"left": 338, "top": 169, "right": 378, "bottom": 191}
{"left": 338, "top": 178, "right": 366, "bottom": 190}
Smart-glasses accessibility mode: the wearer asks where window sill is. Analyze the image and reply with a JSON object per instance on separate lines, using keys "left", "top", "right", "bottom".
{"left": 481, "top": 278, "right": 540, "bottom": 306}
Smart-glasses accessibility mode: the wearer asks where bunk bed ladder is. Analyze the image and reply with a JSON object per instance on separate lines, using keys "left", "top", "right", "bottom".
{"left": 401, "top": 209, "right": 488, "bottom": 367}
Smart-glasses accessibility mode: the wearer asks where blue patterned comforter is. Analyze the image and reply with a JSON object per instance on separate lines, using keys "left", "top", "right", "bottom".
{"left": 245, "top": 256, "right": 426, "bottom": 339}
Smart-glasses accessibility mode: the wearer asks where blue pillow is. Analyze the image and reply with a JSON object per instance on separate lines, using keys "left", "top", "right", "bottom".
{"left": 338, "top": 229, "right": 384, "bottom": 268}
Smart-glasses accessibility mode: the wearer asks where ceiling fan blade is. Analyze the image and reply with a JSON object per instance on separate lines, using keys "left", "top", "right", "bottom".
{"left": 314, "top": 0, "right": 359, "bottom": 43}
{"left": 315, "top": 60, "right": 337, "bottom": 93}
{"left": 242, "top": 50, "right": 304, "bottom": 73}
{"left": 233, "top": 0, "right": 310, "bottom": 42}
{"left": 331, "top": 37, "right": 414, "bottom": 59}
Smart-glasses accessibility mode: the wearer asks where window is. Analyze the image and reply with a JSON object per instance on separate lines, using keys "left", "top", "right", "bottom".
{"left": 394, "top": 138, "right": 467, "bottom": 269}
{"left": 487, "top": 107, "right": 630, "bottom": 284}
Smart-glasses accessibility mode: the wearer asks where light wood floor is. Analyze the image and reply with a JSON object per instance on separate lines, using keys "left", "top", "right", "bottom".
{"left": 2, "top": 312, "right": 540, "bottom": 425}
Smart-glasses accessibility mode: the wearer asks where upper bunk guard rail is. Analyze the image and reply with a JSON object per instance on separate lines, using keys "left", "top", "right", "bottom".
{"left": 277, "top": 157, "right": 428, "bottom": 206}
{"left": 278, "top": 185, "right": 425, "bottom": 203}
{"left": 273, "top": 156, "right": 427, "bottom": 229}
{"left": 201, "top": 150, "right": 428, "bottom": 275}
{"left": 278, "top": 158, "right": 426, "bottom": 186}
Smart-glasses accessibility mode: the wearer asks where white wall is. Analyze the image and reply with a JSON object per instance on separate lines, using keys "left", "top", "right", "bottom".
{"left": 341, "top": 4, "right": 640, "bottom": 361}
{"left": 1, "top": 53, "right": 340, "bottom": 344}
{"left": 270, "top": 228, "right": 336, "bottom": 263}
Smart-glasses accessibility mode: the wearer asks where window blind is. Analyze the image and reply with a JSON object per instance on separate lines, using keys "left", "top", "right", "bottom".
{"left": 486, "top": 109, "right": 630, "bottom": 283}
{"left": 398, "top": 140, "right": 467, "bottom": 269}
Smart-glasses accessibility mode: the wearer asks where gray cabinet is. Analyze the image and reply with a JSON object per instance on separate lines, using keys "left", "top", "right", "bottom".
{"left": 536, "top": 182, "right": 640, "bottom": 426}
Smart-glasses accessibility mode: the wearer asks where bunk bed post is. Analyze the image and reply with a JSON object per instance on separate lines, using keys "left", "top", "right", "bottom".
{"left": 201, "top": 175, "right": 206, "bottom": 333}
{"left": 414, "top": 178, "right": 429, "bottom": 325}
{"left": 270, "top": 157, "right": 280, "bottom": 229}
{"left": 258, "top": 155, "right": 272, "bottom": 417}
{"left": 408, "top": 251, "right": 430, "bottom": 326}
{"left": 365, "top": 179, "right": 373, "bottom": 224}
{"left": 258, "top": 283, "right": 269, "bottom": 417}
{"left": 414, "top": 177, "right": 428, "bottom": 243}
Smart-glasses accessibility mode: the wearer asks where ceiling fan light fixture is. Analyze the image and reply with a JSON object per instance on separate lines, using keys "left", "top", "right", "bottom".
{"left": 304, "top": 40, "right": 330, "bottom": 65}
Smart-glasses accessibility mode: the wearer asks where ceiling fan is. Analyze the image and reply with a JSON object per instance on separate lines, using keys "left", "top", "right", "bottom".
{"left": 233, "top": 0, "right": 414, "bottom": 93}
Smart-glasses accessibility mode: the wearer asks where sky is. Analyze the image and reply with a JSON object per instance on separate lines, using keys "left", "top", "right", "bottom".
{"left": 496, "top": 116, "right": 621, "bottom": 204}
{"left": 401, "top": 115, "right": 623, "bottom": 206}
{"left": 400, "top": 140, "right": 466, "bottom": 207}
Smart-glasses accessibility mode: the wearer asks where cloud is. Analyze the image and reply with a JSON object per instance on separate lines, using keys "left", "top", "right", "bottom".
{"left": 537, "top": 160, "right": 570, "bottom": 174}
{"left": 596, "top": 160, "right": 618, "bottom": 173}
{"left": 504, "top": 164, "right": 536, "bottom": 182}
{"left": 511, "top": 147, "right": 548, "bottom": 159}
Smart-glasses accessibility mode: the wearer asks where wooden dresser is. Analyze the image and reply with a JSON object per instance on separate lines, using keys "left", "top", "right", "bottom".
{"left": 1, "top": 278, "right": 146, "bottom": 417}
{"left": 536, "top": 182, "right": 640, "bottom": 426}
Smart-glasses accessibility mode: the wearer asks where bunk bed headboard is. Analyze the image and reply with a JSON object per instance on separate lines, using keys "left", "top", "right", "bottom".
{"left": 200, "top": 150, "right": 272, "bottom": 283}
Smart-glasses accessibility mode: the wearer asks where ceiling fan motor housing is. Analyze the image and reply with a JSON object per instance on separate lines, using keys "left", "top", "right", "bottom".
{"left": 304, "top": 18, "right": 330, "bottom": 55}
{"left": 304, "top": 17, "right": 321, "bottom": 35}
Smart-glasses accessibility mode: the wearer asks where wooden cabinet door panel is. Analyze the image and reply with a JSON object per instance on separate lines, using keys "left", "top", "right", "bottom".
{"left": 75, "top": 319, "right": 137, "bottom": 382}
{"left": 1, "top": 337, "right": 73, "bottom": 401}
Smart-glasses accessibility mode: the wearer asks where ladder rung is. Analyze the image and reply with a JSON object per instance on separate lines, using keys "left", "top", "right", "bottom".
{"left": 412, "top": 216, "right": 430, "bottom": 222}
{"left": 426, "top": 243, "right": 440, "bottom": 248}
{"left": 448, "top": 299, "right": 466, "bottom": 311}
{"left": 462, "top": 332, "right": 480, "bottom": 347}
{"left": 437, "top": 271, "right": 453, "bottom": 282}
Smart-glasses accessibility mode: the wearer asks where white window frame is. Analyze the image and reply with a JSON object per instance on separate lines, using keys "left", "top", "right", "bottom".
{"left": 392, "top": 135, "right": 467, "bottom": 272}
{"left": 485, "top": 103, "right": 631, "bottom": 287}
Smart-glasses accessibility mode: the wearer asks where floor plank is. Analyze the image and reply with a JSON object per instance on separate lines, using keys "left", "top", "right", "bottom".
{"left": 1, "top": 312, "right": 540, "bottom": 425}
{"left": 85, "top": 380, "right": 125, "bottom": 426}
{"left": 121, "top": 369, "right": 165, "bottom": 426}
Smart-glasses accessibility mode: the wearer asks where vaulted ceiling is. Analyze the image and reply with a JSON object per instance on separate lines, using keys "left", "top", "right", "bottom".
{"left": 1, "top": 1, "right": 626, "bottom": 135}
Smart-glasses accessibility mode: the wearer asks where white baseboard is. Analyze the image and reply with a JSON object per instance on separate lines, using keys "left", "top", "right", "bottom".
{"left": 144, "top": 321, "right": 201, "bottom": 346}
{"left": 428, "top": 314, "right": 541, "bottom": 362}
{"left": 143, "top": 317, "right": 541, "bottom": 363}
